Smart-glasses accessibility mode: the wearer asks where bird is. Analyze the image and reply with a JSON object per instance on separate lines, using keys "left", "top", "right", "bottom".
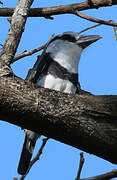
{"left": 17, "top": 31, "right": 101, "bottom": 175}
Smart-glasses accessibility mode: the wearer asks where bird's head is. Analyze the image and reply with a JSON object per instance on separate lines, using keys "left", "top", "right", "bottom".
{"left": 46, "top": 32, "right": 102, "bottom": 73}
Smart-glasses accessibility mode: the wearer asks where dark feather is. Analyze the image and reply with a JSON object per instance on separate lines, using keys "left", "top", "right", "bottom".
{"left": 18, "top": 135, "right": 36, "bottom": 175}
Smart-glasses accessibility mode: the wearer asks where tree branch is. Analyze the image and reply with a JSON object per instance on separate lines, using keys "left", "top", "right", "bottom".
{"left": 0, "top": 0, "right": 117, "bottom": 175}
{"left": 12, "top": 33, "right": 54, "bottom": 64}
{"left": 0, "top": 75, "right": 117, "bottom": 165}
{"left": 76, "top": 152, "right": 85, "bottom": 180}
{"left": 12, "top": 43, "right": 46, "bottom": 63}
{"left": 77, "top": 22, "right": 111, "bottom": 35}
{"left": 20, "top": 137, "right": 49, "bottom": 180}
{"left": 0, "top": 0, "right": 116, "bottom": 18}
{"left": 74, "top": 11, "right": 117, "bottom": 26}
{"left": 81, "top": 170, "right": 117, "bottom": 180}
{"left": 0, "top": 0, "right": 34, "bottom": 67}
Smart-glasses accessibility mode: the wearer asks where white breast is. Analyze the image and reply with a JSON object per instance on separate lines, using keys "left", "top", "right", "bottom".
{"left": 36, "top": 74, "right": 76, "bottom": 94}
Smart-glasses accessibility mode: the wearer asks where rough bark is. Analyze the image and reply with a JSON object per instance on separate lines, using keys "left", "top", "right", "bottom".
{"left": 0, "top": 0, "right": 116, "bottom": 17}
{"left": 0, "top": 0, "right": 33, "bottom": 66}
{"left": 0, "top": 75, "right": 117, "bottom": 165}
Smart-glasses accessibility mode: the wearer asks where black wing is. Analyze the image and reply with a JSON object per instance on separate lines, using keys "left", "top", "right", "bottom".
{"left": 26, "top": 53, "right": 52, "bottom": 84}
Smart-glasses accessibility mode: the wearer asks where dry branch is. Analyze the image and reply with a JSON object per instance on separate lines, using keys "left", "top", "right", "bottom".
{"left": 76, "top": 152, "right": 85, "bottom": 180}
{"left": 13, "top": 33, "right": 54, "bottom": 63}
{"left": 0, "top": 75, "right": 117, "bottom": 165}
{"left": 0, "top": 0, "right": 117, "bottom": 175}
{"left": 81, "top": 170, "right": 117, "bottom": 180}
{"left": 0, "top": 0, "right": 34, "bottom": 66}
{"left": 74, "top": 11, "right": 117, "bottom": 26}
{"left": 13, "top": 43, "right": 46, "bottom": 63}
{"left": 77, "top": 21, "right": 113, "bottom": 35}
{"left": 20, "top": 137, "right": 49, "bottom": 180}
{"left": 0, "top": 0, "right": 117, "bottom": 18}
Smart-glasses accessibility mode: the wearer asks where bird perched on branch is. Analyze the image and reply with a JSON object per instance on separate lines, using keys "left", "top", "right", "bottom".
{"left": 17, "top": 31, "right": 101, "bottom": 175}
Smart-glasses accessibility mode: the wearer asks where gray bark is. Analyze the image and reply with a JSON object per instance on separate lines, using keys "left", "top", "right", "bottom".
{"left": 0, "top": 0, "right": 116, "bottom": 17}
{"left": 0, "top": 75, "right": 117, "bottom": 165}
{"left": 0, "top": 0, "right": 34, "bottom": 66}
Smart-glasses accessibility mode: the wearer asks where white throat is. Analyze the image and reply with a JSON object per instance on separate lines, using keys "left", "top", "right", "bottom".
{"left": 46, "top": 39, "right": 83, "bottom": 74}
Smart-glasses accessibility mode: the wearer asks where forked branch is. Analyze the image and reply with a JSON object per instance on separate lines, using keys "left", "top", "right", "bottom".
{"left": 0, "top": 0, "right": 117, "bottom": 18}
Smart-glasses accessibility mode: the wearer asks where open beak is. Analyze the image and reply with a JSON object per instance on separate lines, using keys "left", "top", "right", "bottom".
{"left": 77, "top": 35, "right": 102, "bottom": 49}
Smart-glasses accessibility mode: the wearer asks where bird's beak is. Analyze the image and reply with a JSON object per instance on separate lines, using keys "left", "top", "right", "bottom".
{"left": 77, "top": 35, "right": 102, "bottom": 49}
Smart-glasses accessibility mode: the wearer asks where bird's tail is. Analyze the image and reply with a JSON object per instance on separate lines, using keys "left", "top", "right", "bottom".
{"left": 18, "top": 134, "right": 37, "bottom": 175}
{"left": 18, "top": 129, "right": 40, "bottom": 175}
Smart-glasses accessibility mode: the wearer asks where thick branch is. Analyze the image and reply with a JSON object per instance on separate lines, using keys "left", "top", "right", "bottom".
{"left": 0, "top": 75, "right": 117, "bottom": 165}
{"left": 0, "top": 0, "right": 34, "bottom": 66}
{"left": 0, "top": 0, "right": 116, "bottom": 17}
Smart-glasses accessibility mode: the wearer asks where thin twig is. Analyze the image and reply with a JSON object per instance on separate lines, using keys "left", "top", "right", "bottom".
{"left": 78, "top": 20, "right": 113, "bottom": 35}
{"left": 12, "top": 33, "right": 54, "bottom": 64}
{"left": 39, "top": 33, "right": 54, "bottom": 57}
{"left": 74, "top": 10, "right": 117, "bottom": 27}
{"left": 12, "top": 43, "right": 47, "bottom": 63}
{"left": 80, "top": 169, "right": 117, "bottom": 180}
{"left": 75, "top": 152, "right": 85, "bottom": 180}
{"left": 20, "top": 137, "right": 49, "bottom": 180}
{"left": 30, "top": 137, "right": 49, "bottom": 167}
